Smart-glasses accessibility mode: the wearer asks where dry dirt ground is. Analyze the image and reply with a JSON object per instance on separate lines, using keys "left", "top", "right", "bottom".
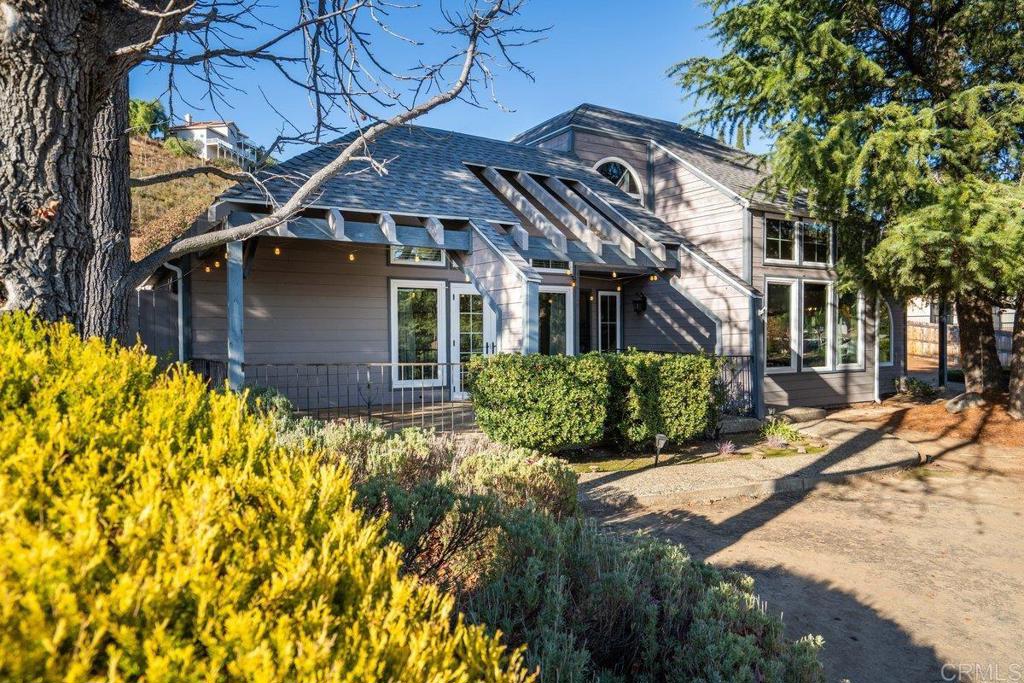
{"left": 582, "top": 403, "right": 1024, "bottom": 683}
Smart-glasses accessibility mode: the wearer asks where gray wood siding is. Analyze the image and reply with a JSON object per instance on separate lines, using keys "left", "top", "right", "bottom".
{"left": 137, "top": 286, "right": 179, "bottom": 361}
{"left": 191, "top": 238, "right": 467, "bottom": 363}
{"left": 462, "top": 231, "right": 527, "bottom": 353}
{"left": 571, "top": 130, "right": 651, "bottom": 202}
{"left": 535, "top": 130, "right": 572, "bottom": 152}
{"left": 674, "top": 256, "right": 751, "bottom": 356}
{"left": 622, "top": 277, "right": 717, "bottom": 353}
{"left": 651, "top": 146, "right": 746, "bottom": 275}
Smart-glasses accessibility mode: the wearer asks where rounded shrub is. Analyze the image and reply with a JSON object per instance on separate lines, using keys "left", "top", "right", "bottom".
{"left": 468, "top": 354, "right": 610, "bottom": 452}
{"left": 0, "top": 313, "right": 532, "bottom": 682}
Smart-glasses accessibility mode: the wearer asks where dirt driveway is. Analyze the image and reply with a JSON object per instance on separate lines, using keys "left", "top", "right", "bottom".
{"left": 582, "top": 409, "right": 1024, "bottom": 683}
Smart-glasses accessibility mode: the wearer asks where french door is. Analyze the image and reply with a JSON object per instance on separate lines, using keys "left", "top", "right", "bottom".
{"left": 450, "top": 283, "right": 496, "bottom": 399}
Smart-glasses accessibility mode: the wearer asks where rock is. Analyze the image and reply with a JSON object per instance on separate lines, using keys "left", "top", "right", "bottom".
{"left": 778, "top": 407, "right": 827, "bottom": 423}
{"left": 719, "top": 416, "right": 762, "bottom": 434}
{"left": 945, "top": 392, "right": 987, "bottom": 414}
{"left": 796, "top": 445, "right": 807, "bottom": 454}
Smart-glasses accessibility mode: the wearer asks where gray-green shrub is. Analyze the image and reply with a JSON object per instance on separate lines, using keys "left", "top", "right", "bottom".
{"left": 465, "top": 514, "right": 824, "bottom": 682}
{"left": 468, "top": 353, "right": 611, "bottom": 452}
{"left": 259, "top": 397, "right": 824, "bottom": 682}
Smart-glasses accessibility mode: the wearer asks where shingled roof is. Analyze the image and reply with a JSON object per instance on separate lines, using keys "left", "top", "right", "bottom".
{"left": 220, "top": 124, "right": 683, "bottom": 245}
{"left": 512, "top": 103, "right": 802, "bottom": 212}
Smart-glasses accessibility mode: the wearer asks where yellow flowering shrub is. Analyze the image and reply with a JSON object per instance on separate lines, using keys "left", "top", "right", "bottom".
{"left": 0, "top": 313, "right": 532, "bottom": 683}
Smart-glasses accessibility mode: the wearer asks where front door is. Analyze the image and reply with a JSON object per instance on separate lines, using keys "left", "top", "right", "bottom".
{"left": 450, "top": 283, "right": 496, "bottom": 400}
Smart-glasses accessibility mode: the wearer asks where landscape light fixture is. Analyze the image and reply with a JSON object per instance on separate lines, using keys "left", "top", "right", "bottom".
{"left": 654, "top": 433, "right": 668, "bottom": 465}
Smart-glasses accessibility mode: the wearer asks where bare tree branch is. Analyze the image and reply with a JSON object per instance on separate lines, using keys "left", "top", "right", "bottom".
{"left": 127, "top": 0, "right": 525, "bottom": 288}
{"left": 130, "top": 164, "right": 252, "bottom": 187}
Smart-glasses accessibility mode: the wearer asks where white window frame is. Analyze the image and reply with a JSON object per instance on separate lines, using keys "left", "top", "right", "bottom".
{"left": 800, "top": 280, "right": 834, "bottom": 373}
{"left": 593, "top": 156, "right": 646, "bottom": 206}
{"left": 388, "top": 245, "right": 447, "bottom": 268}
{"left": 835, "top": 289, "right": 865, "bottom": 370}
{"left": 876, "top": 298, "right": 895, "bottom": 368}
{"left": 764, "top": 277, "right": 799, "bottom": 375}
{"left": 597, "top": 291, "right": 622, "bottom": 352}
{"left": 538, "top": 285, "right": 576, "bottom": 356}
{"left": 799, "top": 221, "right": 833, "bottom": 267}
{"left": 389, "top": 279, "right": 448, "bottom": 388}
{"left": 762, "top": 215, "right": 834, "bottom": 268}
{"left": 763, "top": 216, "right": 799, "bottom": 265}
{"left": 530, "top": 258, "right": 573, "bottom": 274}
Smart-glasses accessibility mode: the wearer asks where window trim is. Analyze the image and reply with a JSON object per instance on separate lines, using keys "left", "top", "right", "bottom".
{"left": 388, "top": 245, "right": 447, "bottom": 268}
{"left": 389, "top": 278, "right": 448, "bottom": 388}
{"left": 762, "top": 214, "right": 833, "bottom": 268}
{"left": 800, "top": 279, "right": 834, "bottom": 373}
{"left": 593, "top": 156, "right": 645, "bottom": 206}
{"left": 835, "top": 289, "right": 866, "bottom": 370}
{"left": 538, "top": 285, "right": 576, "bottom": 356}
{"left": 764, "top": 277, "right": 799, "bottom": 375}
{"left": 597, "top": 291, "right": 622, "bottom": 352}
{"left": 876, "top": 298, "right": 895, "bottom": 368}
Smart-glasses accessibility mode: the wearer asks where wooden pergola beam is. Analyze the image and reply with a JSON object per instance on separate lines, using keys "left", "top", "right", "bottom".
{"left": 515, "top": 172, "right": 602, "bottom": 256}
{"left": 482, "top": 166, "right": 568, "bottom": 256}
{"left": 543, "top": 176, "right": 636, "bottom": 259}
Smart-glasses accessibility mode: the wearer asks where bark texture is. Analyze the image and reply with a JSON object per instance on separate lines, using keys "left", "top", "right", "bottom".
{"left": 82, "top": 76, "right": 132, "bottom": 342}
{"left": 1009, "top": 295, "right": 1024, "bottom": 420}
{"left": 0, "top": 2, "right": 101, "bottom": 324}
{"left": 956, "top": 292, "right": 1004, "bottom": 395}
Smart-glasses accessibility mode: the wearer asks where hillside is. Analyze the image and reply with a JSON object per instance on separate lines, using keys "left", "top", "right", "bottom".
{"left": 130, "top": 138, "right": 239, "bottom": 259}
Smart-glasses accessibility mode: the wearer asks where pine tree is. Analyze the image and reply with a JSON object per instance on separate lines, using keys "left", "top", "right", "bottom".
{"left": 672, "top": 0, "right": 1024, "bottom": 411}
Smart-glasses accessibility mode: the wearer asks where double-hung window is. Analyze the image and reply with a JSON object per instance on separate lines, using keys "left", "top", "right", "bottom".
{"left": 764, "top": 217, "right": 832, "bottom": 266}
{"left": 390, "top": 279, "right": 447, "bottom": 387}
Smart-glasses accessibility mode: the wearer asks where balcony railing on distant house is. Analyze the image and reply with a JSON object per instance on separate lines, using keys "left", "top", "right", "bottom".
{"left": 190, "top": 354, "right": 755, "bottom": 433}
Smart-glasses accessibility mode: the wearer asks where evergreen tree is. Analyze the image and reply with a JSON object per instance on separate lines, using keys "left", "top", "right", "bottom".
{"left": 672, "top": 0, "right": 1024, "bottom": 412}
{"left": 128, "top": 98, "right": 169, "bottom": 139}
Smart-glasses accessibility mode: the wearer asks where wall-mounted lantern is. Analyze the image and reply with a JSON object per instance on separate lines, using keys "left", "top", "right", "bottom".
{"left": 632, "top": 292, "right": 648, "bottom": 315}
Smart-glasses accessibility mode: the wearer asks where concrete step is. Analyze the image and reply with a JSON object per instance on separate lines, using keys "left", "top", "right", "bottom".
{"left": 779, "top": 407, "right": 827, "bottom": 423}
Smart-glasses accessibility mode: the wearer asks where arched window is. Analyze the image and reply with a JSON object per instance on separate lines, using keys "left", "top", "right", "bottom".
{"left": 877, "top": 300, "right": 894, "bottom": 367}
{"left": 595, "top": 158, "right": 644, "bottom": 205}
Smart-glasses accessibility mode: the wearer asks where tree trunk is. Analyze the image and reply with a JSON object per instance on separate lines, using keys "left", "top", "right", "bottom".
{"left": 956, "top": 292, "right": 1003, "bottom": 395}
{"left": 0, "top": 3, "right": 103, "bottom": 325}
{"left": 82, "top": 76, "right": 133, "bottom": 343}
{"left": 1008, "top": 295, "right": 1024, "bottom": 420}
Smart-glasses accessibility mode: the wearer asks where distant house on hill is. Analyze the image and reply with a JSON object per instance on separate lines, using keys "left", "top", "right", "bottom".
{"left": 167, "top": 114, "right": 260, "bottom": 168}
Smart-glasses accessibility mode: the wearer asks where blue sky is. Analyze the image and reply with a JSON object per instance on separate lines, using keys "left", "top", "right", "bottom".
{"left": 130, "top": 1, "right": 762, "bottom": 155}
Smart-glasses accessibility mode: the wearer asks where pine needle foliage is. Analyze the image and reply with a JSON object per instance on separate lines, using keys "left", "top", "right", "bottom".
{"left": 0, "top": 313, "right": 533, "bottom": 683}
{"left": 672, "top": 0, "right": 1024, "bottom": 301}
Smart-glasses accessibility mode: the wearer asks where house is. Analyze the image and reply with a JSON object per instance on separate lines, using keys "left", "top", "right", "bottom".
{"left": 138, "top": 104, "right": 907, "bottom": 419}
{"left": 167, "top": 114, "right": 260, "bottom": 169}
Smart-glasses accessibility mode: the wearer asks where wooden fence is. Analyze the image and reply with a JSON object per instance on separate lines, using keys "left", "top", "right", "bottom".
{"left": 907, "top": 321, "right": 1011, "bottom": 366}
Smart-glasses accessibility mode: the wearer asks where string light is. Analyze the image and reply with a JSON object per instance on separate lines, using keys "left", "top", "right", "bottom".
{"left": 273, "top": 246, "right": 281, "bottom": 256}
{"left": 204, "top": 266, "right": 211, "bottom": 273}
{"left": 213, "top": 260, "right": 221, "bottom": 269}
{"left": 589, "top": 295, "right": 595, "bottom": 302}
{"left": 616, "top": 284, "right": 622, "bottom": 292}
{"left": 611, "top": 271, "right": 617, "bottom": 278}
{"left": 348, "top": 252, "right": 356, "bottom": 262}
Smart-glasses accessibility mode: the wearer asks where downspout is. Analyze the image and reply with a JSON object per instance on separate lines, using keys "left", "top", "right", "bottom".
{"left": 163, "top": 262, "right": 186, "bottom": 362}
{"left": 744, "top": 208, "right": 764, "bottom": 418}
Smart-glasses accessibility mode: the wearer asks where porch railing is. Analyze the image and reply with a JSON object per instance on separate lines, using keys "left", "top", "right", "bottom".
{"left": 190, "top": 359, "right": 477, "bottom": 431}
{"left": 190, "top": 353, "right": 756, "bottom": 431}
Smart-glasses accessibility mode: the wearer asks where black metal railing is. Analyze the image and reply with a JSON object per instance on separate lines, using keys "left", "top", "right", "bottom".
{"left": 190, "top": 359, "right": 476, "bottom": 431}
{"left": 190, "top": 353, "right": 756, "bottom": 430}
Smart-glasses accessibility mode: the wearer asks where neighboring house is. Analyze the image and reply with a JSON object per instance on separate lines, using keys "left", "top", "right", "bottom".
{"left": 167, "top": 114, "right": 260, "bottom": 168}
{"left": 138, "top": 104, "right": 908, "bottom": 417}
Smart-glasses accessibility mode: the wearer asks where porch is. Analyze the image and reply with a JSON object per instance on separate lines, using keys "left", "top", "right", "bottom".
{"left": 190, "top": 355, "right": 754, "bottom": 432}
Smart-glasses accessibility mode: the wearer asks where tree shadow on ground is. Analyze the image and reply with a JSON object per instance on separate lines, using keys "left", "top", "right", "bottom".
{"left": 588, "top": 493, "right": 952, "bottom": 682}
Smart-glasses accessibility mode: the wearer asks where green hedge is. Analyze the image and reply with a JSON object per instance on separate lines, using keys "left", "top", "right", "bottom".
{"left": 468, "top": 353, "right": 610, "bottom": 452}
{"left": 469, "top": 351, "right": 724, "bottom": 452}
